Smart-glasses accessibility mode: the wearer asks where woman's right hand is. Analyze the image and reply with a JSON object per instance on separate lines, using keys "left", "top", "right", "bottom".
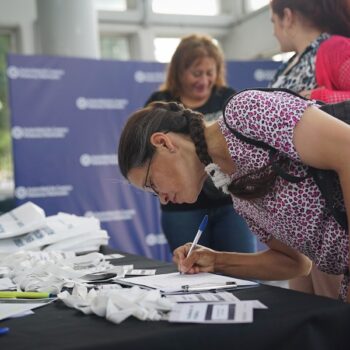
{"left": 173, "top": 243, "right": 217, "bottom": 274}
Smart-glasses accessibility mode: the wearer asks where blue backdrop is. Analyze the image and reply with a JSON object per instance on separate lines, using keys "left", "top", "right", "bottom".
{"left": 7, "top": 54, "right": 279, "bottom": 260}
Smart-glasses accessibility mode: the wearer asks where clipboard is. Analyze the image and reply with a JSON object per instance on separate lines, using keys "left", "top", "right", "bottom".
{"left": 180, "top": 281, "right": 237, "bottom": 293}
{"left": 115, "top": 272, "right": 258, "bottom": 294}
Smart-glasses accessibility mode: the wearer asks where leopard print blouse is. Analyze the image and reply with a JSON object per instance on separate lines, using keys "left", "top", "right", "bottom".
{"left": 269, "top": 33, "right": 331, "bottom": 92}
{"left": 217, "top": 89, "right": 348, "bottom": 300}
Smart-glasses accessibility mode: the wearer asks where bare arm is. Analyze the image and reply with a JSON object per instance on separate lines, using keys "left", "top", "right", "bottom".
{"left": 293, "top": 106, "right": 350, "bottom": 233}
{"left": 293, "top": 105, "right": 350, "bottom": 300}
{"left": 173, "top": 237, "right": 311, "bottom": 281}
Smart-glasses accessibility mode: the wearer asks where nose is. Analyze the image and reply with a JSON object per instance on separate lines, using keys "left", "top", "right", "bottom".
{"left": 198, "top": 74, "right": 209, "bottom": 85}
{"left": 159, "top": 193, "right": 169, "bottom": 205}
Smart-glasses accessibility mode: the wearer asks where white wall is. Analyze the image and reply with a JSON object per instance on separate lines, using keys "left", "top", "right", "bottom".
{"left": 222, "top": 7, "right": 279, "bottom": 59}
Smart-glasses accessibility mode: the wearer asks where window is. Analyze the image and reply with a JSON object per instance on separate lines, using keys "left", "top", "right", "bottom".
{"left": 245, "top": 0, "right": 269, "bottom": 12}
{"left": 154, "top": 37, "right": 181, "bottom": 63}
{"left": 154, "top": 37, "right": 220, "bottom": 63}
{"left": 152, "top": 0, "right": 219, "bottom": 16}
{"left": 100, "top": 35, "right": 130, "bottom": 60}
{"left": 94, "top": 0, "right": 127, "bottom": 11}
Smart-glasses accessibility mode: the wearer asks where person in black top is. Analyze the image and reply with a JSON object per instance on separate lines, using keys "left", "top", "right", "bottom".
{"left": 145, "top": 34, "right": 256, "bottom": 253}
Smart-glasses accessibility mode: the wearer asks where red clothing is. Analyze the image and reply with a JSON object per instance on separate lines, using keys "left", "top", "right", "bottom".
{"left": 311, "top": 35, "right": 350, "bottom": 103}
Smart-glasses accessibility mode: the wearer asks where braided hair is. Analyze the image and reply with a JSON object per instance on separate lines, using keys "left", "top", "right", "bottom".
{"left": 118, "top": 101, "right": 212, "bottom": 180}
{"left": 226, "top": 157, "right": 285, "bottom": 200}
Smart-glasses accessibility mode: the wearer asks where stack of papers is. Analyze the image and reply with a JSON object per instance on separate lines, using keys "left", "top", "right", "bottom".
{"left": 0, "top": 202, "right": 109, "bottom": 254}
{"left": 167, "top": 292, "right": 267, "bottom": 324}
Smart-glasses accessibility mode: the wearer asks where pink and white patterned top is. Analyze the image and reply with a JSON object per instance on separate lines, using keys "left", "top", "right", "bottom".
{"left": 218, "top": 90, "right": 348, "bottom": 284}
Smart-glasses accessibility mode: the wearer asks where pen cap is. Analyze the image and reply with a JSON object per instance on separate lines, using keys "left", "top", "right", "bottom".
{"left": 0, "top": 327, "right": 10, "bottom": 335}
{"left": 199, "top": 215, "right": 208, "bottom": 232}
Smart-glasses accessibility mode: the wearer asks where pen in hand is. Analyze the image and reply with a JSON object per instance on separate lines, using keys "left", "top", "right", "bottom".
{"left": 186, "top": 214, "right": 208, "bottom": 258}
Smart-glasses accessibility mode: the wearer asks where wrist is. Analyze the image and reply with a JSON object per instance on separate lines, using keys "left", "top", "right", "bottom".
{"left": 212, "top": 251, "right": 219, "bottom": 273}
{"left": 213, "top": 251, "right": 234, "bottom": 274}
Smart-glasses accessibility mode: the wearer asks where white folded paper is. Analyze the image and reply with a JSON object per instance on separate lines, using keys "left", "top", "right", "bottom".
{"left": 0, "top": 250, "right": 115, "bottom": 294}
{"left": 58, "top": 284, "right": 175, "bottom": 324}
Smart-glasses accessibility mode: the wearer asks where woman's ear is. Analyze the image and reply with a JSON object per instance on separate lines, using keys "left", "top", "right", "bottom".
{"left": 282, "top": 8, "right": 294, "bottom": 28}
{"left": 150, "top": 132, "right": 176, "bottom": 153}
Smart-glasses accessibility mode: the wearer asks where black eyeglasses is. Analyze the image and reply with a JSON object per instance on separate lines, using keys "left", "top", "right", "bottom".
{"left": 143, "top": 153, "right": 159, "bottom": 196}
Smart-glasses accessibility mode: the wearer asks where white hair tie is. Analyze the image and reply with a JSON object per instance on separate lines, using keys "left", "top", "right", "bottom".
{"left": 204, "top": 163, "right": 232, "bottom": 195}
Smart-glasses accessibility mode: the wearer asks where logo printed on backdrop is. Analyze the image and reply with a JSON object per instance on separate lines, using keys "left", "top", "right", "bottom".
{"left": 79, "top": 154, "right": 118, "bottom": 167}
{"left": 253, "top": 69, "right": 276, "bottom": 82}
{"left": 134, "top": 70, "right": 165, "bottom": 83}
{"left": 11, "top": 126, "right": 69, "bottom": 139}
{"left": 85, "top": 210, "right": 136, "bottom": 222}
{"left": 15, "top": 185, "right": 73, "bottom": 200}
{"left": 76, "top": 97, "right": 128, "bottom": 110}
{"left": 7, "top": 66, "right": 65, "bottom": 80}
{"left": 145, "top": 233, "right": 168, "bottom": 246}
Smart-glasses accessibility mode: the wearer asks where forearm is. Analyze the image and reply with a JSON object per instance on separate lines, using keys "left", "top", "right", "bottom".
{"left": 213, "top": 247, "right": 311, "bottom": 281}
{"left": 175, "top": 238, "right": 312, "bottom": 279}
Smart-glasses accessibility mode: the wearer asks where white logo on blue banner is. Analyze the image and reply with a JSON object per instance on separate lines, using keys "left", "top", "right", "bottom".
{"left": 12, "top": 126, "right": 69, "bottom": 139}
{"left": 76, "top": 97, "right": 128, "bottom": 110}
{"left": 134, "top": 70, "right": 165, "bottom": 83}
{"left": 80, "top": 154, "right": 118, "bottom": 167}
{"left": 145, "top": 233, "right": 168, "bottom": 246}
{"left": 7, "top": 65, "right": 65, "bottom": 80}
{"left": 254, "top": 68, "right": 276, "bottom": 82}
{"left": 15, "top": 185, "right": 73, "bottom": 199}
{"left": 85, "top": 209, "right": 135, "bottom": 222}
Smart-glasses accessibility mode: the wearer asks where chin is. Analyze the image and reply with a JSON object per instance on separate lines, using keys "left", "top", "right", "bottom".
{"left": 183, "top": 193, "right": 200, "bottom": 204}
{"left": 194, "top": 92, "right": 209, "bottom": 100}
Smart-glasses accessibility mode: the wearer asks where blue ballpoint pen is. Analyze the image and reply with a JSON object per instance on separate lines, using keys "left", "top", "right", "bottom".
{"left": 186, "top": 214, "right": 208, "bottom": 258}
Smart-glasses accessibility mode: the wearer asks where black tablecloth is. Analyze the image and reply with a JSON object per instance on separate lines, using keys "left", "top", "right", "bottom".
{"left": 1, "top": 248, "right": 350, "bottom": 350}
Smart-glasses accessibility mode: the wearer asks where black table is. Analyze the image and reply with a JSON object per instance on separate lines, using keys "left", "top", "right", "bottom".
{"left": 1, "top": 249, "right": 350, "bottom": 350}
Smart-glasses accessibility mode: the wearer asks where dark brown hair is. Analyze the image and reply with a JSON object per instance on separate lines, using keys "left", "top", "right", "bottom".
{"left": 227, "top": 163, "right": 281, "bottom": 200}
{"left": 161, "top": 34, "right": 227, "bottom": 98}
{"left": 270, "top": 0, "right": 350, "bottom": 36}
{"left": 118, "top": 102, "right": 211, "bottom": 180}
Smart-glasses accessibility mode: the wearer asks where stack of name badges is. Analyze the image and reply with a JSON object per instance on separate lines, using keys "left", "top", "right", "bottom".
{"left": 0, "top": 202, "right": 108, "bottom": 255}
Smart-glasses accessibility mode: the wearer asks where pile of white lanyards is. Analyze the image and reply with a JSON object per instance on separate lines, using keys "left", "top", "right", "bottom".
{"left": 0, "top": 250, "right": 174, "bottom": 323}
